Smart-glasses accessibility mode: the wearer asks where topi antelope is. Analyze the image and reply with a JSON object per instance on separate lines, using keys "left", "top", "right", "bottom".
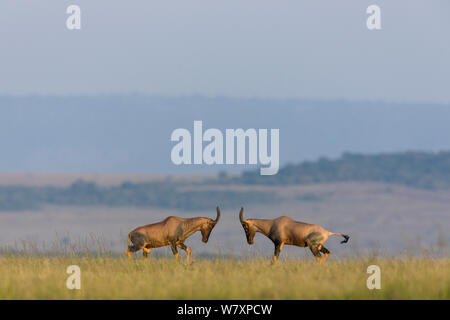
{"left": 239, "top": 207, "right": 349, "bottom": 263}
{"left": 125, "top": 207, "right": 221, "bottom": 263}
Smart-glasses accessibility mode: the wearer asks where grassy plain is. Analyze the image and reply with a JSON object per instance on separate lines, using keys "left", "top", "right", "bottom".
{"left": 0, "top": 255, "right": 448, "bottom": 299}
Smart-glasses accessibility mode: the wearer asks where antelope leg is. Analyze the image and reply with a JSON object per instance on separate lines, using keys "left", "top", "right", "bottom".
{"left": 142, "top": 246, "right": 151, "bottom": 259}
{"left": 272, "top": 241, "right": 284, "bottom": 263}
{"left": 308, "top": 243, "right": 324, "bottom": 263}
{"left": 177, "top": 243, "right": 191, "bottom": 264}
{"left": 319, "top": 246, "right": 331, "bottom": 263}
{"left": 170, "top": 241, "right": 179, "bottom": 260}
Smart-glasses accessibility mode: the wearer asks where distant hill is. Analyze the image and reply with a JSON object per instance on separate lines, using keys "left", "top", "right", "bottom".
{"left": 2, "top": 151, "right": 450, "bottom": 211}
{"left": 0, "top": 179, "right": 280, "bottom": 212}
{"left": 239, "top": 151, "right": 450, "bottom": 189}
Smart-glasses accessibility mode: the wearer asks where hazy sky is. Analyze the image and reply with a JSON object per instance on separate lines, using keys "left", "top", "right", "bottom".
{"left": 1, "top": 1, "right": 449, "bottom": 103}
{"left": 2, "top": 96, "right": 450, "bottom": 173}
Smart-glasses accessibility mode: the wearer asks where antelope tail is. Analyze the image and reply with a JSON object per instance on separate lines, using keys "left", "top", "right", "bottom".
{"left": 329, "top": 232, "right": 350, "bottom": 244}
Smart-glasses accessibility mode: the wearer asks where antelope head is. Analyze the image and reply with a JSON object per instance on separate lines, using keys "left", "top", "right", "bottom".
{"left": 200, "top": 206, "right": 221, "bottom": 243}
{"left": 239, "top": 207, "right": 256, "bottom": 245}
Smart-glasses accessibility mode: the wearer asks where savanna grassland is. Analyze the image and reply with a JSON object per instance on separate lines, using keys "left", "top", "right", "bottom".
{"left": 0, "top": 255, "right": 448, "bottom": 300}
{"left": 0, "top": 173, "right": 449, "bottom": 300}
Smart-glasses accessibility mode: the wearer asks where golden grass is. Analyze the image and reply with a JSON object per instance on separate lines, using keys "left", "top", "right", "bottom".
{"left": 0, "top": 255, "right": 448, "bottom": 299}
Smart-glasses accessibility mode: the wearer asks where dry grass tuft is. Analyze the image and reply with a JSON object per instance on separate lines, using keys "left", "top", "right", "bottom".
{"left": 0, "top": 255, "right": 448, "bottom": 299}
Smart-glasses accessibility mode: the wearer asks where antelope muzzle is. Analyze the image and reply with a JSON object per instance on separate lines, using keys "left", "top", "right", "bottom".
{"left": 202, "top": 206, "right": 221, "bottom": 243}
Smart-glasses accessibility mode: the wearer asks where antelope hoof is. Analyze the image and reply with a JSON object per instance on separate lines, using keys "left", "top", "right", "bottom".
{"left": 186, "top": 254, "right": 191, "bottom": 264}
{"left": 316, "top": 257, "right": 326, "bottom": 264}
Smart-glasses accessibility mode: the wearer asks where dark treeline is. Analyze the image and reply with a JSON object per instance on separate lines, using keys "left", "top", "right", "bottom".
{"left": 0, "top": 180, "right": 280, "bottom": 211}
{"left": 1, "top": 151, "right": 449, "bottom": 211}
{"left": 239, "top": 151, "right": 450, "bottom": 189}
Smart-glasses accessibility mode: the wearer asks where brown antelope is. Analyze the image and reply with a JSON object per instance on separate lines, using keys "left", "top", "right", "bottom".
{"left": 125, "top": 207, "right": 221, "bottom": 263}
{"left": 239, "top": 207, "right": 349, "bottom": 263}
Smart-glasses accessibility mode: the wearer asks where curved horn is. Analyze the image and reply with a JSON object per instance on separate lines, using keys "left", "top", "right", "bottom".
{"left": 239, "top": 207, "right": 244, "bottom": 223}
{"left": 214, "top": 206, "right": 221, "bottom": 223}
